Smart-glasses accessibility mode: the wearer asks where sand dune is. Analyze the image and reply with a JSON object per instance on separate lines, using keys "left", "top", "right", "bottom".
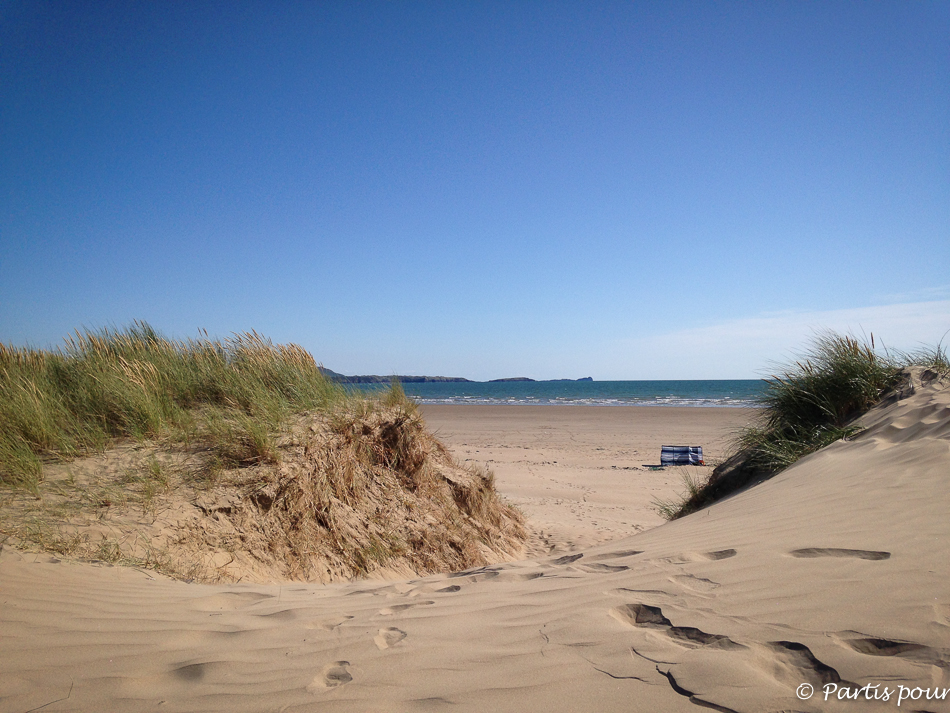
{"left": 2, "top": 374, "right": 948, "bottom": 712}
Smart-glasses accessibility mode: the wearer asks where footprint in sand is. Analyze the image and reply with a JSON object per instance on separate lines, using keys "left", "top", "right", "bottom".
{"left": 703, "top": 549, "right": 737, "bottom": 560}
{"left": 842, "top": 637, "right": 945, "bottom": 665}
{"left": 609, "top": 587, "right": 673, "bottom": 600}
{"left": 789, "top": 547, "right": 890, "bottom": 560}
{"left": 374, "top": 627, "right": 407, "bottom": 649}
{"left": 447, "top": 566, "right": 502, "bottom": 580}
{"left": 752, "top": 641, "right": 845, "bottom": 688}
{"left": 190, "top": 591, "right": 274, "bottom": 612}
{"left": 610, "top": 603, "right": 672, "bottom": 628}
{"left": 436, "top": 584, "right": 461, "bottom": 593}
{"left": 667, "top": 626, "right": 744, "bottom": 650}
{"left": 346, "top": 585, "right": 394, "bottom": 596}
{"left": 377, "top": 601, "right": 434, "bottom": 616}
{"left": 670, "top": 573, "right": 720, "bottom": 592}
{"left": 654, "top": 549, "right": 737, "bottom": 565}
{"left": 510, "top": 571, "right": 546, "bottom": 581}
{"left": 591, "top": 550, "right": 643, "bottom": 561}
{"left": 305, "top": 615, "right": 354, "bottom": 631}
{"left": 307, "top": 661, "right": 353, "bottom": 691}
{"left": 610, "top": 603, "right": 744, "bottom": 650}
{"left": 578, "top": 563, "right": 629, "bottom": 574}
{"left": 550, "top": 553, "right": 584, "bottom": 565}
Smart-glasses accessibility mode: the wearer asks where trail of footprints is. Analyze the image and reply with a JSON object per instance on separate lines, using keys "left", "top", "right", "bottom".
{"left": 610, "top": 597, "right": 948, "bottom": 710}
{"left": 295, "top": 547, "right": 670, "bottom": 693}
{"left": 179, "top": 542, "right": 914, "bottom": 700}
{"left": 297, "top": 545, "right": 722, "bottom": 693}
{"left": 602, "top": 545, "right": 950, "bottom": 710}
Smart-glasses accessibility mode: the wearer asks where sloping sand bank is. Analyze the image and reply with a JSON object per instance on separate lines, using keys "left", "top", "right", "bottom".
{"left": 2, "top": 377, "right": 948, "bottom": 712}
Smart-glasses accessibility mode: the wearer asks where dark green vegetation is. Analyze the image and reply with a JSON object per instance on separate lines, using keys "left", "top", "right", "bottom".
{"left": 657, "top": 332, "right": 949, "bottom": 520}
{"left": 0, "top": 322, "right": 344, "bottom": 491}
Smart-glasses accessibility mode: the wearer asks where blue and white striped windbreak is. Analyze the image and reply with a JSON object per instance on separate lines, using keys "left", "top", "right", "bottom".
{"left": 660, "top": 446, "right": 704, "bottom": 466}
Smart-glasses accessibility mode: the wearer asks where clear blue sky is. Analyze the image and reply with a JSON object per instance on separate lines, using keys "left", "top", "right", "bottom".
{"left": 2, "top": 1, "right": 947, "bottom": 379}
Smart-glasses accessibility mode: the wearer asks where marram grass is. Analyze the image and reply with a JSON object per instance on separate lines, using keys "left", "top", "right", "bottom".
{"left": 740, "top": 332, "right": 903, "bottom": 473}
{"left": 0, "top": 321, "right": 346, "bottom": 488}
{"left": 656, "top": 331, "right": 948, "bottom": 520}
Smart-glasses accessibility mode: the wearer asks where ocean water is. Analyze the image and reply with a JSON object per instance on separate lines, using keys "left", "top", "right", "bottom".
{"left": 363, "top": 380, "right": 766, "bottom": 407}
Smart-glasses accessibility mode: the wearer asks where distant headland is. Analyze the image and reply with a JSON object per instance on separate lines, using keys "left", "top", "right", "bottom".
{"left": 488, "top": 377, "right": 593, "bottom": 383}
{"left": 319, "top": 368, "right": 593, "bottom": 384}
{"left": 318, "top": 368, "right": 473, "bottom": 384}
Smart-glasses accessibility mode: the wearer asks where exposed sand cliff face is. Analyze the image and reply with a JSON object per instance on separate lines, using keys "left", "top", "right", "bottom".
{"left": 0, "top": 404, "right": 526, "bottom": 584}
{"left": 1, "top": 371, "right": 948, "bottom": 712}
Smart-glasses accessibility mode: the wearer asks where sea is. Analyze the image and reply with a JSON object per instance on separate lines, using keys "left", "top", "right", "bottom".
{"left": 360, "top": 380, "right": 766, "bottom": 408}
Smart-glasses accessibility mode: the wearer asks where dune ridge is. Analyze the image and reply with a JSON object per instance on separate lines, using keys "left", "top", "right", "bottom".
{"left": 1, "top": 369, "right": 948, "bottom": 712}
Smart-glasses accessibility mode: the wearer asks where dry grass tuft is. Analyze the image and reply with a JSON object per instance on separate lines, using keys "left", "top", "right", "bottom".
{"left": 185, "top": 400, "right": 526, "bottom": 582}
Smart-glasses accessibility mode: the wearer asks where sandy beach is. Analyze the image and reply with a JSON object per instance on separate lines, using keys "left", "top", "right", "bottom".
{"left": 2, "top": 382, "right": 949, "bottom": 712}
{"left": 5, "top": 2, "right": 946, "bottom": 710}
{"left": 421, "top": 405, "right": 755, "bottom": 555}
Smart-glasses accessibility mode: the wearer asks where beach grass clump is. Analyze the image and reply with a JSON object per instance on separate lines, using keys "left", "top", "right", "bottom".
{"left": 652, "top": 472, "right": 705, "bottom": 521}
{"left": 739, "top": 332, "right": 902, "bottom": 473}
{"left": 892, "top": 340, "right": 950, "bottom": 375}
{"left": 0, "top": 322, "right": 345, "bottom": 486}
{"left": 659, "top": 332, "right": 922, "bottom": 520}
